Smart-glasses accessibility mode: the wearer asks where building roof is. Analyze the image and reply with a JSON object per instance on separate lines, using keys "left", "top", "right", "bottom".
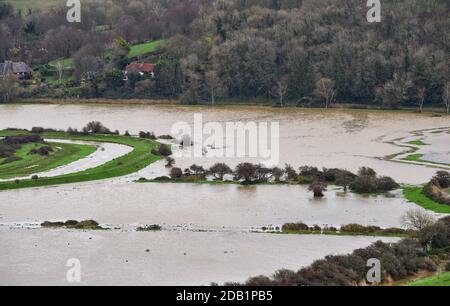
{"left": 0, "top": 61, "right": 32, "bottom": 76}
{"left": 125, "top": 63, "right": 155, "bottom": 73}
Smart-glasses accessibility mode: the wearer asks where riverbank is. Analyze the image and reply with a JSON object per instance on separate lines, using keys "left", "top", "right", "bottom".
{"left": 11, "top": 98, "right": 450, "bottom": 114}
{"left": 403, "top": 187, "right": 450, "bottom": 214}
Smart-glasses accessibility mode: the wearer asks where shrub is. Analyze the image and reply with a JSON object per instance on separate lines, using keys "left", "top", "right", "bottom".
{"left": 349, "top": 175, "right": 378, "bottom": 193}
{"left": 209, "top": 163, "right": 233, "bottom": 181}
{"left": 358, "top": 167, "right": 377, "bottom": 177}
{"left": 284, "top": 164, "right": 297, "bottom": 180}
{"left": 433, "top": 171, "right": 450, "bottom": 188}
{"left": 170, "top": 167, "right": 183, "bottom": 179}
{"left": 31, "top": 127, "right": 44, "bottom": 133}
{"left": 85, "top": 121, "right": 111, "bottom": 134}
{"left": 282, "top": 223, "right": 310, "bottom": 232}
{"left": 234, "top": 163, "right": 258, "bottom": 184}
{"left": 299, "top": 166, "right": 321, "bottom": 177}
{"left": 139, "top": 131, "right": 157, "bottom": 140}
{"left": 158, "top": 135, "right": 174, "bottom": 140}
{"left": 152, "top": 144, "right": 172, "bottom": 157}
{"left": 137, "top": 224, "right": 162, "bottom": 231}
{"left": 308, "top": 182, "right": 327, "bottom": 197}
{"left": 376, "top": 176, "right": 400, "bottom": 191}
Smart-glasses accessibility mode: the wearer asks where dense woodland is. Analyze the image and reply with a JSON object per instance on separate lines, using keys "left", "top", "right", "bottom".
{"left": 0, "top": 0, "right": 449, "bottom": 109}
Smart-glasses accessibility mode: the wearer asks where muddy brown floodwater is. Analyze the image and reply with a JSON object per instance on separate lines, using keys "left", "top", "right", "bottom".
{"left": 0, "top": 104, "right": 448, "bottom": 285}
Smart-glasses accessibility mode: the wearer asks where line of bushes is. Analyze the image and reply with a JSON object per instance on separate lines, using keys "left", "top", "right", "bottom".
{"left": 41, "top": 220, "right": 105, "bottom": 230}
{"left": 157, "top": 162, "right": 399, "bottom": 195}
{"left": 281, "top": 222, "right": 414, "bottom": 237}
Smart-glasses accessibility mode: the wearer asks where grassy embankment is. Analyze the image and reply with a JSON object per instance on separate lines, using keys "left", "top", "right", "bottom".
{"left": 277, "top": 229, "right": 412, "bottom": 238}
{"left": 0, "top": 130, "right": 162, "bottom": 190}
{"left": 403, "top": 186, "right": 450, "bottom": 214}
{"left": 0, "top": 141, "right": 96, "bottom": 179}
{"left": 405, "top": 272, "right": 450, "bottom": 286}
{"left": 402, "top": 153, "right": 450, "bottom": 167}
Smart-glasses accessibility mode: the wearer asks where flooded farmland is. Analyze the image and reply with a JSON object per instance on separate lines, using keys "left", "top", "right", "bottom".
{"left": 0, "top": 104, "right": 448, "bottom": 285}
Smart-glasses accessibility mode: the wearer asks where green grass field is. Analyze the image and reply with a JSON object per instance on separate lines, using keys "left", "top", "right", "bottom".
{"left": 128, "top": 40, "right": 166, "bottom": 58}
{"left": 0, "top": 130, "right": 162, "bottom": 190}
{"left": 403, "top": 186, "right": 450, "bottom": 214}
{"left": 406, "top": 272, "right": 450, "bottom": 286}
{"left": 1, "top": 0, "right": 64, "bottom": 11}
{"left": 48, "top": 58, "right": 74, "bottom": 70}
{"left": 402, "top": 153, "right": 450, "bottom": 167}
{"left": 407, "top": 139, "right": 429, "bottom": 146}
{"left": 0, "top": 142, "right": 96, "bottom": 179}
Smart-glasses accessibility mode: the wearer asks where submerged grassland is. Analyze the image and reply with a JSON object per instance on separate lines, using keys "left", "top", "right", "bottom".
{"left": 0, "top": 142, "right": 96, "bottom": 179}
{"left": 0, "top": 130, "right": 162, "bottom": 190}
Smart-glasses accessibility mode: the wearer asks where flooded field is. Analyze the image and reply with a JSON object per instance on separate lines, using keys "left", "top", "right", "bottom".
{"left": 0, "top": 229, "right": 398, "bottom": 286}
{"left": 0, "top": 104, "right": 448, "bottom": 285}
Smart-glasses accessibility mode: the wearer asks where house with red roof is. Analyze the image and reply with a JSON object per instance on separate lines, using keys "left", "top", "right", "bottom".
{"left": 124, "top": 62, "right": 155, "bottom": 79}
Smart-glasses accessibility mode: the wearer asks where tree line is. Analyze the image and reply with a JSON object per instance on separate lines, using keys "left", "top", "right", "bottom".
{"left": 0, "top": 0, "right": 449, "bottom": 111}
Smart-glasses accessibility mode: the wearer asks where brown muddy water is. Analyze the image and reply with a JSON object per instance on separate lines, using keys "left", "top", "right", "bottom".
{"left": 0, "top": 104, "right": 448, "bottom": 285}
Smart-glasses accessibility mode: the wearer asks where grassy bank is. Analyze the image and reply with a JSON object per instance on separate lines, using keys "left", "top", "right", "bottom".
{"left": 0, "top": 130, "right": 162, "bottom": 190}
{"left": 402, "top": 153, "right": 450, "bottom": 167}
{"left": 0, "top": 141, "right": 96, "bottom": 179}
{"left": 405, "top": 272, "right": 450, "bottom": 286}
{"left": 274, "top": 230, "right": 411, "bottom": 238}
{"left": 403, "top": 186, "right": 450, "bottom": 214}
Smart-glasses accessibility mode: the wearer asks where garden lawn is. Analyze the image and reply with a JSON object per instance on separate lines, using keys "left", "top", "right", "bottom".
{"left": 0, "top": 141, "right": 96, "bottom": 179}
{"left": 403, "top": 186, "right": 450, "bottom": 214}
{"left": 0, "top": 130, "right": 162, "bottom": 190}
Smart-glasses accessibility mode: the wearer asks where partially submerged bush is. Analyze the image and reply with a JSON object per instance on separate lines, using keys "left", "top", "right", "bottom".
{"left": 151, "top": 144, "right": 172, "bottom": 156}
{"left": 41, "top": 220, "right": 103, "bottom": 230}
{"left": 169, "top": 167, "right": 183, "bottom": 179}
{"left": 136, "top": 224, "right": 162, "bottom": 232}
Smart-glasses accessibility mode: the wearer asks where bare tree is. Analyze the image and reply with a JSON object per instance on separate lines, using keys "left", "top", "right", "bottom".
{"left": 56, "top": 60, "right": 63, "bottom": 81}
{"left": 443, "top": 82, "right": 450, "bottom": 114}
{"left": 205, "top": 70, "right": 224, "bottom": 105}
{"left": 401, "top": 209, "right": 435, "bottom": 231}
{"left": 416, "top": 87, "right": 426, "bottom": 113}
{"left": 314, "top": 77, "right": 336, "bottom": 109}
{"left": 270, "top": 79, "right": 288, "bottom": 107}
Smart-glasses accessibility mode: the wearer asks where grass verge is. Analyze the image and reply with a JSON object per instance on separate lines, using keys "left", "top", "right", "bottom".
{"left": 403, "top": 186, "right": 450, "bottom": 214}
{"left": 405, "top": 272, "right": 450, "bottom": 286}
{"left": 0, "top": 130, "right": 162, "bottom": 190}
{"left": 0, "top": 141, "right": 96, "bottom": 179}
